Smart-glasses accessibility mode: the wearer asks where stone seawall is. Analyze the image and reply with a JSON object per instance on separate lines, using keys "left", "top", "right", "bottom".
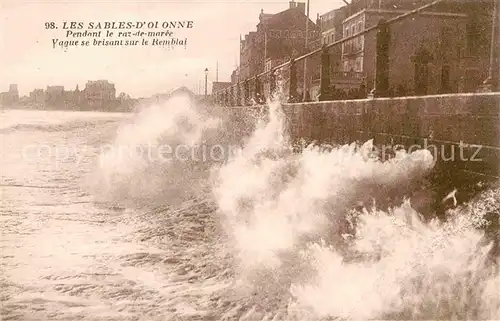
{"left": 226, "top": 93, "right": 500, "bottom": 180}
{"left": 290, "top": 93, "right": 500, "bottom": 179}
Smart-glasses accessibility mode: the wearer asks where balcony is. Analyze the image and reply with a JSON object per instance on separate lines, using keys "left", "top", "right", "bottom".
{"left": 342, "top": 40, "right": 364, "bottom": 57}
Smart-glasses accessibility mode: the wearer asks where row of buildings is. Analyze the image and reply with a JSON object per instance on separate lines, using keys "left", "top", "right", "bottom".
{"left": 213, "top": 0, "right": 495, "bottom": 102}
{"left": 0, "top": 80, "right": 134, "bottom": 111}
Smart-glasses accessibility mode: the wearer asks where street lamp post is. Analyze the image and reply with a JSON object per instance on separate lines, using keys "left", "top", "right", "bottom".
{"left": 204, "top": 68, "right": 208, "bottom": 97}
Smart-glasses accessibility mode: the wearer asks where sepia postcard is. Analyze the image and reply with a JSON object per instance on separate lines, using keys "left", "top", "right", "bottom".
{"left": 0, "top": 0, "right": 499, "bottom": 320}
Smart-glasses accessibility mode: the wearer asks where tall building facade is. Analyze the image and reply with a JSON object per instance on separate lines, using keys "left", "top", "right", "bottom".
{"left": 239, "top": 1, "right": 320, "bottom": 79}
{"left": 240, "top": 32, "right": 258, "bottom": 81}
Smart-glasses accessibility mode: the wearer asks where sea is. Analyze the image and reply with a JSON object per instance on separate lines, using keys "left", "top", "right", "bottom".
{"left": 1, "top": 94, "right": 499, "bottom": 321}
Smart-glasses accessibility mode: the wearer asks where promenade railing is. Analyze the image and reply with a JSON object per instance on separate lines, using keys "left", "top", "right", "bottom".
{"left": 213, "top": 0, "right": 491, "bottom": 106}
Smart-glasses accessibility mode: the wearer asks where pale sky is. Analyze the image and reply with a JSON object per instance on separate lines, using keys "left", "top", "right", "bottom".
{"left": 0, "top": 0, "right": 344, "bottom": 98}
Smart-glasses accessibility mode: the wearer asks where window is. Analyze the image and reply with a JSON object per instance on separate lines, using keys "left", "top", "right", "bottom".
{"left": 351, "top": 25, "right": 355, "bottom": 52}
{"left": 355, "top": 57, "right": 364, "bottom": 72}
{"left": 353, "top": 24, "right": 357, "bottom": 50}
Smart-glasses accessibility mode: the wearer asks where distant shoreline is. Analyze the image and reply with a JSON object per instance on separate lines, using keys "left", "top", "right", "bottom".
{"left": 0, "top": 105, "right": 135, "bottom": 113}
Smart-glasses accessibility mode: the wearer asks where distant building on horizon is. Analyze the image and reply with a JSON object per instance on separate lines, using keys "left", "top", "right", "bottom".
{"left": 73, "top": 85, "right": 84, "bottom": 105}
{"left": 45, "top": 85, "right": 65, "bottom": 107}
{"left": 0, "top": 84, "right": 20, "bottom": 106}
{"left": 82, "top": 80, "right": 117, "bottom": 110}
{"left": 29, "top": 89, "right": 45, "bottom": 105}
{"left": 5, "top": 80, "right": 133, "bottom": 111}
{"left": 9, "top": 84, "right": 18, "bottom": 95}
{"left": 84, "top": 80, "right": 116, "bottom": 102}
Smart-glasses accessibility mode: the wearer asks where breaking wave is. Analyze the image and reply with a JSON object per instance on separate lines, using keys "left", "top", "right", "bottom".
{"left": 89, "top": 92, "right": 499, "bottom": 320}
{"left": 89, "top": 94, "right": 249, "bottom": 207}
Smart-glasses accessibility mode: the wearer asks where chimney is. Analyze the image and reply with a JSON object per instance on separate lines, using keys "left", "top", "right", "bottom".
{"left": 316, "top": 13, "right": 321, "bottom": 27}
